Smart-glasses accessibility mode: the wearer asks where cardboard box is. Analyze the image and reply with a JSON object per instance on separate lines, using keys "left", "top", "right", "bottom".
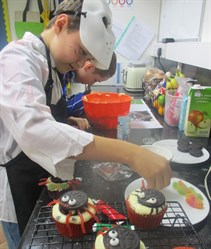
{"left": 184, "top": 85, "right": 211, "bottom": 137}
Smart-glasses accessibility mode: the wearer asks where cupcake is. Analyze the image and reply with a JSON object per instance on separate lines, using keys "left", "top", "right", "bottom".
{"left": 50, "top": 190, "right": 99, "bottom": 238}
{"left": 126, "top": 188, "right": 167, "bottom": 229}
{"left": 94, "top": 226, "right": 145, "bottom": 249}
{"left": 39, "top": 176, "right": 80, "bottom": 199}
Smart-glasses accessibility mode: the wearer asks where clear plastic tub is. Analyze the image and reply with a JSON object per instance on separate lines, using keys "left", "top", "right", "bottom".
{"left": 164, "top": 90, "right": 182, "bottom": 126}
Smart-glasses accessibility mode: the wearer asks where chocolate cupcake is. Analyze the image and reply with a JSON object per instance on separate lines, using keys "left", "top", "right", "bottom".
{"left": 39, "top": 176, "right": 80, "bottom": 200}
{"left": 94, "top": 227, "right": 145, "bottom": 249}
{"left": 51, "top": 190, "right": 99, "bottom": 238}
{"left": 126, "top": 188, "right": 167, "bottom": 229}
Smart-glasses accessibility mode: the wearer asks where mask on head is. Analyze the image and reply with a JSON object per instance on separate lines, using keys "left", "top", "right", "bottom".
{"left": 80, "top": 0, "right": 115, "bottom": 70}
{"left": 53, "top": 0, "right": 115, "bottom": 70}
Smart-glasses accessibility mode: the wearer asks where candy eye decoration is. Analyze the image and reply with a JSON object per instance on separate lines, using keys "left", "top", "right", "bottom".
{"left": 138, "top": 192, "right": 145, "bottom": 198}
{"left": 61, "top": 195, "right": 69, "bottom": 202}
{"left": 108, "top": 230, "right": 118, "bottom": 238}
{"left": 68, "top": 198, "right": 76, "bottom": 206}
{"left": 136, "top": 189, "right": 142, "bottom": 192}
{"left": 146, "top": 197, "right": 157, "bottom": 204}
{"left": 110, "top": 238, "right": 119, "bottom": 246}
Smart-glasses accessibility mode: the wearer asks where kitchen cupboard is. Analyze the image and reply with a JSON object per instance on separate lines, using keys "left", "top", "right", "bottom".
{"left": 152, "top": 0, "right": 211, "bottom": 70}
{"left": 159, "top": 0, "right": 205, "bottom": 42}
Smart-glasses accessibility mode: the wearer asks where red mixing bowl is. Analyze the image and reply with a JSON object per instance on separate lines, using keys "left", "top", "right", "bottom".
{"left": 82, "top": 92, "right": 132, "bottom": 129}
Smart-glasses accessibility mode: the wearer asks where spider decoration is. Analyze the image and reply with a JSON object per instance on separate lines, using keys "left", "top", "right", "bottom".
{"left": 38, "top": 176, "right": 81, "bottom": 191}
{"left": 48, "top": 190, "right": 99, "bottom": 235}
{"left": 131, "top": 188, "right": 166, "bottom": 214}
{"left": 95, "top": 226, "right": 143, "bottom": 249}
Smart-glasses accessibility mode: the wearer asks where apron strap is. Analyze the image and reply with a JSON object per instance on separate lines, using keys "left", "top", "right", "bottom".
{"left": 39, "top": 36, "right": 68, "bottom": 123}
{"left": 39, "top": 36, "right": 54, "bottom": 107}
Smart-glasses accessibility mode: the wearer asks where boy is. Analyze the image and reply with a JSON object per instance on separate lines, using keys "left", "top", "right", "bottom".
{"left": 0, "top": 0, "right": 171, "bottom": 248}
{"left": 66, "top": 52, "right": 117, "bottom": 130}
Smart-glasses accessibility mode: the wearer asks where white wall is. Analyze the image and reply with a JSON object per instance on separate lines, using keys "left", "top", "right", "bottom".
{"left": 111, "top": 0, "right": 161, "bottom": 63}
{"left": 102, "top": 0, "right": 162, "bottom": 85}
{"left": 201, "top": 0, "right": 211, "bottom": 42}
{"left": 152, "top": 0, "right": 211, "bottom": 70}
{"left": 6, "top": 0, "right": 161, "bottom": 85}
{"left": 7, "top": 0, "right": 210, "bottom": 80}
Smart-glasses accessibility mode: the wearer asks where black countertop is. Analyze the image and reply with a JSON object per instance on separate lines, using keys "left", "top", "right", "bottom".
{"left": 18, "top": 85, "right": 211, "bottom": 249}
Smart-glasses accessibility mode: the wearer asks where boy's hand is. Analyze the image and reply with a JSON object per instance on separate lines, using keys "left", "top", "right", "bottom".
{"left": 67, "top": 116, "right": 90, "bottom": 130}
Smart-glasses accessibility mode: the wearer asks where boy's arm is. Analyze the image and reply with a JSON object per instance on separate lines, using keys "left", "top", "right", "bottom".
{"left": 66, "top": 86, "right": 92, "bottom": 117}
{"left": 72, "top": 135, "right": 172, "bottom": 190}
{"left": 66, "top": 92, "right": 85, "bottom": 117}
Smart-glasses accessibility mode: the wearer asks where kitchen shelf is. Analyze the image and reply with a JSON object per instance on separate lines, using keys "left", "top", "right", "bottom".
{"left": 152, "top": 42, "right": 211, "bottom": 70}
{"left": 27, "top": 201, "right": 206, "bottom": 249}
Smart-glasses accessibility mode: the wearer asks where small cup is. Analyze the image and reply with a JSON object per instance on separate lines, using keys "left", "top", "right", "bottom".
{"left": 164, "top": 90, "right": 182, "bottom": 126}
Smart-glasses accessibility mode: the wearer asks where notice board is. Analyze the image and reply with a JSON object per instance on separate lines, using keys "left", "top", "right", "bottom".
{"left": 158, "top": 0, "right": 205, "bottom": 41}
{"left": 0, "top": 0, "right": 11, "bottom": 50}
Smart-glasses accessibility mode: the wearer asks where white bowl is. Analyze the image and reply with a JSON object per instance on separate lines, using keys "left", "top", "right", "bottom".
{"left": 141, "top": 145, "right": 173, "bottom": 161}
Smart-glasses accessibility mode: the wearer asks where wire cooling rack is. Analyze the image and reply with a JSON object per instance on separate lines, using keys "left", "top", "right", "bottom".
{"left": 27, "top": 201, "right": 206, "bottom": 249}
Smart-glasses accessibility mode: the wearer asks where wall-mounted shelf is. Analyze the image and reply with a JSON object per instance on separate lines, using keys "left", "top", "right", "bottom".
{"left": 152, "top": 42, "right": 211, "bottom": 70}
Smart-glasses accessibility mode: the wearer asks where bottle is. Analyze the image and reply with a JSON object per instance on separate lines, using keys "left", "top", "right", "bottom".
{"left": 178, "top": 95, "right": 188, "bottom": 131}
{"left": 117, "top": 116, "right": 131, "bottom": 141}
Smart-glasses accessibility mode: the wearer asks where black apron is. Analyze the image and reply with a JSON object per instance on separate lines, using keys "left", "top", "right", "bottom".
{"left": 1, "top": 38, "right": 67, "bottom": 235}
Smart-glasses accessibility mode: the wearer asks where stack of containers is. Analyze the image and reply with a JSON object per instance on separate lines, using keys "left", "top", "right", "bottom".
{"left": 164, "top": 77, "right": 193, "bottom": 127}
{"left": 164, "top": 90, "right": 182, "bottom": 126}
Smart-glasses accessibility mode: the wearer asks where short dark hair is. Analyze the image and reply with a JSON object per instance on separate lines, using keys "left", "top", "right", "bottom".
{"left": 45, "top": 0, "right": 84, "bottom": 31}
{"left": 95, "top": 52, "right": 117, "bottom": 78}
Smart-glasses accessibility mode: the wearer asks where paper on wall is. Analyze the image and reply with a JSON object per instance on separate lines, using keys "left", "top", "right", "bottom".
{"left": 115, "top": 16, "right": 155, "bottom": 61}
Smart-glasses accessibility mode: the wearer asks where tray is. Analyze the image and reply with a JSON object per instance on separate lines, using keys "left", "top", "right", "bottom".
{"left": 28, "top": 201, "right": 206, "bottom": 249}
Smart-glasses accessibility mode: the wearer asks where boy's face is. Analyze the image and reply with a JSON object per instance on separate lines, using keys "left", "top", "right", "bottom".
{"left": 75, "top": 68, "right": 109, "bottom": 86}
{"left": 49, "top": 15, "right": 94, "bottom": 74}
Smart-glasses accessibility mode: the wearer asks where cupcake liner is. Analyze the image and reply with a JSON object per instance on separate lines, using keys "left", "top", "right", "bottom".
{"left": 126, "top": 199, "right": 167, "bottom": 229}
{"left": 53, "top": 217, "right": 95, "bottom": 238}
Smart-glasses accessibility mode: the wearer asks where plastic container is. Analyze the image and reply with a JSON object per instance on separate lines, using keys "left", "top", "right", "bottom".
{"left": 178, "top": 95, "right": 188, "bottom": 131}
{"left": 117, "top": 116, "right": 131, "bottom": 140}
{"left": 177, "top": 78, "right": 194, "bottom": 131}
{"left": 82, "top": 92, "right": 132, "bottom": 129}
{"left": 164, "top": 90, "right": 182, "bottom": 126}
